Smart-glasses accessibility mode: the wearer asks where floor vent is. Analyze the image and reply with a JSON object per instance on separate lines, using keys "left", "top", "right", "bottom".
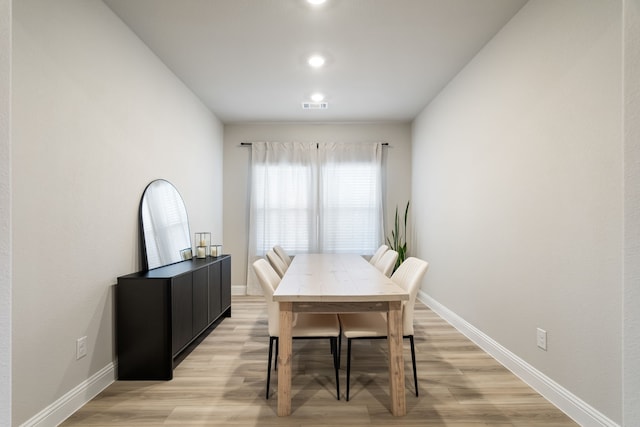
{"left": 302, "top": 102, "right": 329, "bottom": 110}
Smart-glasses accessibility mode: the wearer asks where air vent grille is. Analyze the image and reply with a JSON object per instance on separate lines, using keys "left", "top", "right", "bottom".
{"left": 302, "top": 102, "right": 329, "bottom": 110}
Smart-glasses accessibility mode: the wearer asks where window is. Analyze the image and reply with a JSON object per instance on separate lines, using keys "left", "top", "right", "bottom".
{"left": 247, "top": 141, "right": 383, "bottom": 293}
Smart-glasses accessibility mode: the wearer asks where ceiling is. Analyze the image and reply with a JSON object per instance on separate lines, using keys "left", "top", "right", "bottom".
{"left": 103, "top": 0, "right": 528, "bottom": 123}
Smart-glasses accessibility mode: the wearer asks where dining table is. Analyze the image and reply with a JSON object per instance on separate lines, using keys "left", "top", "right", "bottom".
{"left": 272, "top": 253, "right": 410, "bottom": 416}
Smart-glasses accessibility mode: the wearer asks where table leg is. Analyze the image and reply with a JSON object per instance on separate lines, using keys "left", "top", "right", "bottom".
{"left": 277, "top": 302, "right": 293, "bottom": 416}
{"left": 387, "top": 300, "right": 406, "bottom": 416}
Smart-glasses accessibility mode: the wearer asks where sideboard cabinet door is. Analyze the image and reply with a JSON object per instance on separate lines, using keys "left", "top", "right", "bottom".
{"left": 171, "top": 274, "right": 193, "bottom": 355}
{"left": 192, "top": 266, "right": 209, "bottom": 336}
{"left": 208, "top": 262, "right": 222, "bottom": 323}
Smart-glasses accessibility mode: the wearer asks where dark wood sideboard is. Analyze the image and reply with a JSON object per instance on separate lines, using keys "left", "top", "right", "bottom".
{"left": 116, "top": 255, "right": 231, "bottom": 380}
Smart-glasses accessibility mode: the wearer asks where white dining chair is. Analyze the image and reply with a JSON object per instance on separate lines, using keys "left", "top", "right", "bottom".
{"left": 252, "top": 259, "right": 341, "bottom": 400}
{"left": 266, "top": 249, "right": 288, "bottom": 278}
{"left": 339, "top": 257, "right": 429, "bottom": 401}
{"left": 273, "top": 245, "right": 292, "bottom": 266}
{"left": 368, "top": 244, "right": 388, "bottom": 265}
{"left": 374, "top": 249, "right": 398, "bottom": 277}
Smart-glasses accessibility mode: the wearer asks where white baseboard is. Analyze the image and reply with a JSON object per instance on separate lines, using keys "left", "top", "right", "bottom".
{"left": 20, "top": 362, "right": 115, "bottom": 427}
{"left": 232, "top": 285, "right": 246, "bottom": 295}
{"left": 419, "top": 291, "right": 619, "bottom": 427}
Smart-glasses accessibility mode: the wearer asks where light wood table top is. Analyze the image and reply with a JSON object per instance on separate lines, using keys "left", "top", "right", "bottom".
{"left": 273, "top": 253, "right": 408, "bottom": 303}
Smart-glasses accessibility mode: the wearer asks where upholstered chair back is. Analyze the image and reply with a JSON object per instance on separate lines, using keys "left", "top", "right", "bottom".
{"left": 369, "top": 244, "right": 388, "bottom": 265}
{"left": 266, "top": 249, "right": 288, "bottom": 278}
{"left": 374, "top": 249, "right": 398, "bottom": 277}
{"left": 390, "top": 257, "right": 429, "bottom": 336}
{"left": 252, "top": 259, "right": 283, "bottom": 337}
{"left": 273, "top": 245, "right": 292, "bottom": 266}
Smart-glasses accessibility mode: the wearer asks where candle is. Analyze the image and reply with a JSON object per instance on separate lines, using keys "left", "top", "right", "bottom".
{"left": 196, "top": 247, "right": 206, "bottom": 258}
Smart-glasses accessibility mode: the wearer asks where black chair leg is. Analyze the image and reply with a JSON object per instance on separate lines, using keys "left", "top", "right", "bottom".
{"left": 266, "top": 336, "right": 276, "bottom": 399}
{"left": 332, "top": 337, "right": 340, "bottom": 400}
{"left": 274, "top": 337, "right": 278, "bottom": 371}
{"left": 409, "top": 335, "right": 418, "bottom": 396}
{"left": 346, "top": 338, "right": 352, "bottom": 401}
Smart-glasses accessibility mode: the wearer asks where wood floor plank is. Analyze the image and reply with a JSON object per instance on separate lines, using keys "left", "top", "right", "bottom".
{"left": 61, "top": 296, "right": 578, "bottom": 426}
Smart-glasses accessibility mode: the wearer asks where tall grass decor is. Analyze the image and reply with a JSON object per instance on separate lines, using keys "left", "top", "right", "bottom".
{"left": 386, "top": 201, "right": 409, "bottom": 272}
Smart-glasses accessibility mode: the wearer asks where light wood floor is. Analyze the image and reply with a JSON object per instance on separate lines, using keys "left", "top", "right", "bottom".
{"left": 62, "top": 296, "right": 578, "bottom": 426}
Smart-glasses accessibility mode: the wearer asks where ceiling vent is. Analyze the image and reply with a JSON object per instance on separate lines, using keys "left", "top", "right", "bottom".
{"left": 302, "top": 102, "right": 328, "bottom": 110}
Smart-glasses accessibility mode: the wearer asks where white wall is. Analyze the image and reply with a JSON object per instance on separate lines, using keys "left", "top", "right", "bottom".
{"left": 624, "top": 1, "right": 640, "bottom": 425}
{"left": 223, "top": 123, "right": 411, "bottom": 293}
{"left": 1, "top": 0, "right": 11, "bottom": 425}
{"left": 412, "top": 0, "right": 622, "bottom": 423}
{"left": 12, "top": 1, "right": 223, "bottom": 425}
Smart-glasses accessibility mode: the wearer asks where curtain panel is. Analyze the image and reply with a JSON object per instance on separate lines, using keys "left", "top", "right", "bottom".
{"left": 318, "top": 142, "right": 383, "bottom": 253}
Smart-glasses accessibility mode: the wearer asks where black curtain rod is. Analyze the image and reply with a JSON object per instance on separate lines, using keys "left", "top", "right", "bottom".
{"left": 240, "top": 142, "right": 389, "bottom": 146}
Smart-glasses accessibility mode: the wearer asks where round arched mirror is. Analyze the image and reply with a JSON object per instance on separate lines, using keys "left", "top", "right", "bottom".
{"left": 140, "top": 179, "right": 191, "bottom": 269}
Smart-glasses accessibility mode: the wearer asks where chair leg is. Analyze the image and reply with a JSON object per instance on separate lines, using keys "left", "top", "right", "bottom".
{"left": 346, "top": 338, "right": 352, "bottom": 401}
{"left": 338, "top": 327, "right": 342, "bottom": 369}
{"left": 409, "top": 335, "right": 418, "bottom": 397}
{"left": 332, "top": 337, "right": 340, "bottom": 400}
{"left": 266, "top": 336, "right": 276, "bottom": 399}
{"left": 274, "top": 337, "right": 278, "bottom": 371}
{"left": 338, "top": 334, "right": 342, "bottom": 369}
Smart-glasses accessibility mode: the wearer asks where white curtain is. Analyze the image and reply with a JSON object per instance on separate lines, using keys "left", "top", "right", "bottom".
{"left": 318, "top": 142, "right": 383, "bottom": 253}
{"left": 246, "top": 141, "right": 318, "bottom": 294}
{"left": 246, "top": 141, "right": 383, "bottom": 294}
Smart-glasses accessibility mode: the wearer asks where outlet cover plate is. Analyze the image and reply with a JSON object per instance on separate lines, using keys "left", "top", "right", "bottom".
{"left": 76, "top": 336, "right": 87, "bottom": 359}
{"left": 536, "top": 328, "right": 547, "bottom": 351}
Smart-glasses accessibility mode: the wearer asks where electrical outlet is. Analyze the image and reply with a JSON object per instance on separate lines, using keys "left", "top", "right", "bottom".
{"left": 76, "top": 336, "right": 87, "bottom": 359}
{"left": 536, "top": 328, "right": 547, "bottom": 351}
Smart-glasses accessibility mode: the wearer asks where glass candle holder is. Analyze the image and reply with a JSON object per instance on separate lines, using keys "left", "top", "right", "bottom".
{"left": 194, "top": 232, "right": 211, "bottom": 258}
{"left": 180, "top": 248, "right": 193, "bottom": 260}
{"left": 210, "top": 244, "right": 222, "bottom": 257}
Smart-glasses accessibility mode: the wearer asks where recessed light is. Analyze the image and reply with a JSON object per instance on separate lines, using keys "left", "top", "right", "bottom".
{"left": 307, "top": 55, "right": 326, "bottom": 68}
{"left": 311, "top": 93, "right": 325, "bottom": 102}
{"left": 307, "top": 0, "right": 327, "bottom": 5}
